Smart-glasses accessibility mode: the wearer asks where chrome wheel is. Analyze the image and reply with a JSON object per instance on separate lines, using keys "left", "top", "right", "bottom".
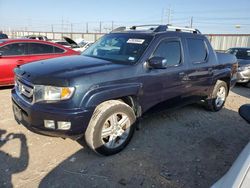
{"left": 215, "top": 86, "right": 226, "bottom": 108}
{"left": 101, "top": 113, "right": 131, "bottom": 149}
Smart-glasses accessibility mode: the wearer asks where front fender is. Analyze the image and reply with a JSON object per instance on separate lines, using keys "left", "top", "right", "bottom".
{"left": 80, "top": 83, "right": 143, "bottom": 109}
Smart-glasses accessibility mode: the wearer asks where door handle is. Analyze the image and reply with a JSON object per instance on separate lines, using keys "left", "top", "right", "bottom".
{"left": 179, "top": 72, "right": 189, "bottom": 80}
{"left": 179, "top": 72, "right": 185, "bottom": 77}
{"left": 16, "top": 60, "right": 25, "bottom": 67}
{"left": 17, "top": 60, "right": 24, "bottom": 63}
{"left": 208, "top": 68, "right": 213, "bottom": 75}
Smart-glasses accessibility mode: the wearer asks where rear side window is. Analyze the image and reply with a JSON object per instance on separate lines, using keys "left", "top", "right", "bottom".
{"left": 28, "top": 43, "right": 54, "bottom": 54}
{"left": 54, "top": 46, "right": 65, "bottom": 53}
{"left": 187, "top": 38, "right": 207, "bottom": 63}
{"left": 153, "top": 40, "right": 181, "bottom": 66}
{"left": 0, "top": 43, "right": 27, "bottom": 56}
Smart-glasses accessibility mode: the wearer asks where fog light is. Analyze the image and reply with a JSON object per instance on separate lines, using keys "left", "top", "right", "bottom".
{"left": 44, "top": 120, "right": 55, "bottom": 129}
{"left": 58, "top": 121, "right": 71, "bottom": 130}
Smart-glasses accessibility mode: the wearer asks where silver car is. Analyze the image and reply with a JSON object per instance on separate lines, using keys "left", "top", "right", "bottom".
{"left": 212, "top": 142, "right": 250, "bottom": 188}
{"left": 227, "top": 48, "right": 250, "bottom": 87}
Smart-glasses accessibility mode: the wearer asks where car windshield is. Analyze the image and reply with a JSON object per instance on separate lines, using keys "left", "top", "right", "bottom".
{"left": 82, "top": 33, "right": 153, "bottom": 64}
{"left": 227, "top": 48, "right": 250, "bottom": 60}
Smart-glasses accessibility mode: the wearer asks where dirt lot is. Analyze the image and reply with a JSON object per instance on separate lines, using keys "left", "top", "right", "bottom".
{"left": 0, "top": 86, "right": 249, "bottom": 188}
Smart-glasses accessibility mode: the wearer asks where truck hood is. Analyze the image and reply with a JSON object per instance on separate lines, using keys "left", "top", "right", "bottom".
{"left": 15, "top": 55, "right": 130, "bottom": 85}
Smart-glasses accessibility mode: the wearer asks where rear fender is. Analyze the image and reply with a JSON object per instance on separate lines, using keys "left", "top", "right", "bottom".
{"left": 208, "top": 70, "right": 231, "bottom": 98}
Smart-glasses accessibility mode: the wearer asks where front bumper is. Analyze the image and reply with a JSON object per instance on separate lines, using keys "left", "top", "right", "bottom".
{"left": 11, "top": 89, "right": 93, "bottom": 140}
{"left": 237, "top": 69, "right": 250, "bottom": 83}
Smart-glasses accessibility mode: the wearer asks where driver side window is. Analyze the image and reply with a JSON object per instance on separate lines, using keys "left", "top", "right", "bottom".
{"left": 153, "top": 40, "right": 181, "bottom": 66}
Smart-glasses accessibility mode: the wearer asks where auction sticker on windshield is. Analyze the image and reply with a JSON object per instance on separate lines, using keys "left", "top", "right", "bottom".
{"left": 127, "top": 39, "right": 145, "bottom": 44}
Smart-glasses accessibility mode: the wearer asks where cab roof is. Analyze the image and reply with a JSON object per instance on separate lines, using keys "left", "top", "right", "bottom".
{"left": 111, "top": 24, "right": 202, "bottom": 36}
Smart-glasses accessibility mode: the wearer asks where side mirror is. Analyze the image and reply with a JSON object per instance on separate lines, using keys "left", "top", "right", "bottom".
{"left": 0, "top": 51, "right": 2, "bottom": 57}
{"left": 147, "top": 56, "right": 167, "bottom": 69}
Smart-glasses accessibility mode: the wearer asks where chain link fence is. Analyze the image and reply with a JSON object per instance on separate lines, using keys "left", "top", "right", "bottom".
{"left": 4, "top": 30, "right": 250, "bottom": 51}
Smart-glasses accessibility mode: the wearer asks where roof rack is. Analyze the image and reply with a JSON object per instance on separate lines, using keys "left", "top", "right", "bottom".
{"left": 111, "top": 24, "right": 201, "bottom": 34}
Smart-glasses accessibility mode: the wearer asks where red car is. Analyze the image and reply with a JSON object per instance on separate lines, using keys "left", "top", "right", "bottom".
{"left": 0, "top": 39, "right": 80, "bottom": 86}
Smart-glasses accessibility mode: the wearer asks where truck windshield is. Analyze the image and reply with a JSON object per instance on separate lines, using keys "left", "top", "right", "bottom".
{"left": 82, "top": 33, "right": 153, "bottom": 64}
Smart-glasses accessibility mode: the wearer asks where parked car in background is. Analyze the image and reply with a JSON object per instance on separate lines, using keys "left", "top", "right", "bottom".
{"left": 53, "top": 37, "right": 93, "bottom": 52}
{"left": 0, "top": 39, "right": 79, "bottom": 86}
{"left": 227, "top": 47, "right": 250, "bottom": 87}
{"left": 52, "top": 40, "right": 72, "bottom": 49}
{"left": 24, "top": 35, "right": 49, "bottom": 41}
{"left": 12, "top": 25, "right": 237, "bottom": 155}
{"left": 0, "top": 31, "right": 8, "bottom": 39}
{"left": 78, "top": 40, "right": 93, "bottom": 51}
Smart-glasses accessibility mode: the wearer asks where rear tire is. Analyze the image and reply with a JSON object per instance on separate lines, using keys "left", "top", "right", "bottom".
{"left": 206, "top": 80, "right": 228, "bottom": 112}
{"left": 85, "top": 100, "right": 136, "bottom": 156}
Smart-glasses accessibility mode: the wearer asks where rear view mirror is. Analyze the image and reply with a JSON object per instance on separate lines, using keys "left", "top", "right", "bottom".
{"left": 147, "top": 56, "right": 167, "bottom": 69}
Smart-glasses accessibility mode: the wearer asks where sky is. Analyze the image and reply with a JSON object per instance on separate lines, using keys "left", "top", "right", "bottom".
{"left": 0, "top": 0, "right": 250, "bottom": 34}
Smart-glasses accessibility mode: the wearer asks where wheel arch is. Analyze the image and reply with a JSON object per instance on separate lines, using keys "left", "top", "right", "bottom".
{"left": 209, "top": 73, "right": 231, "bottom": 98}
{"left": 217, "top": 77, "right": 231, "bottom": 95}
{"left": 81, "top": 83, "right": 143, "bottom": 117}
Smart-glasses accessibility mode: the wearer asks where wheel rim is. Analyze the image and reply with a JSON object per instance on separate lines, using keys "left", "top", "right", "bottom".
{"left": 101, "top": 112, "right": 131, "bottom": 149}
{"left": 215, "top": 86, "right": 226, "bottom": 108}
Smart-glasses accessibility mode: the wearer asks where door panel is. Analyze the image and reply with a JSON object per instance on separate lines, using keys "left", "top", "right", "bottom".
{"left": 0, "top": 56, "right": 34, "bottom": 85}
{"left": 0, "top": 43, "right": 28, "bottom": 85}
{"left": 185, "top": 38, "right": 213, "bottom": 97}
{"left": 140, "top": 38, "right": 188, "bottom": 112}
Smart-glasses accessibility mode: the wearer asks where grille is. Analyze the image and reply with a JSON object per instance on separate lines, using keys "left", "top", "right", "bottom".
{"left": 16, "top": 78, "right": 34, "bottom": 103}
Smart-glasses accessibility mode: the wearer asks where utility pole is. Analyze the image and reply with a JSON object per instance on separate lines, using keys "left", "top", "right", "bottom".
{"left": 61, "top": 17, "right": 64, "bottom": 32}
{"left": 51, "top": 25, "right": 54, "bottom": 39}
{"left": 190, "top": 17, "right": 193, "bottom": 28}
{"left": 70, "top": 23, "right": 73, "bottom": 33}
{"left": 99, "top": 21, "right": 102, "bottom": 33}
{"left": 167, "top": 8, "right": 172, "bottom": 24}
{"left": 86, "top": 22, "right": 89, "bottom": 33}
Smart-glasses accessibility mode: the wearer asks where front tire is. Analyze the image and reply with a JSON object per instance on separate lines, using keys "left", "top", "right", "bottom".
{"left": 85, "top": 100, "right": 136, "bottom": 156}
{"left": 206, "top": 80, "right": 228, "bottom": 112}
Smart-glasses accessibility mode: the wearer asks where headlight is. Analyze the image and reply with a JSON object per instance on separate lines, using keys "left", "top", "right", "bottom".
{"left": 33, "top": 85, "right": 75, "bottom": 103}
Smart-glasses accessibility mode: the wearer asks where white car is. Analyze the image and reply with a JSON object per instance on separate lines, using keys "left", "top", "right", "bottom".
{"left": 24, "top": 35, "right": 48, "bottom": 41}
{"left": 211, "top": 142, "right": 250, "bottom": 188}
{"left": 60, "top": 37, "right": 93, "bottom": 52}
{"left": 52, "top": 40, "right": 72, "bottom": 48}
{"left": 78, "top": 40, "right": 94, "bottom": 52}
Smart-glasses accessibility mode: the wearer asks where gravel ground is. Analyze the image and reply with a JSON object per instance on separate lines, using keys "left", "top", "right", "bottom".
{"left": 0, "top": 85, "right": 249, "bottom": 188}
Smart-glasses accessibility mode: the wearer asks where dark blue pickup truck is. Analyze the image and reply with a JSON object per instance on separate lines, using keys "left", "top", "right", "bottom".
{"left": 12, "top": 25, "right": 238, "bottom": 155}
